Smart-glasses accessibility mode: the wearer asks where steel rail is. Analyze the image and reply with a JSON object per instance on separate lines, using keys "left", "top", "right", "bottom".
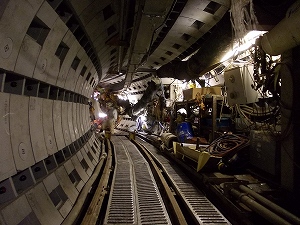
{"left": 136, "top": 137, "right": 231, "bottom": 225}
{"left": 132, "top": 139, "right": 188, "bottom": 225}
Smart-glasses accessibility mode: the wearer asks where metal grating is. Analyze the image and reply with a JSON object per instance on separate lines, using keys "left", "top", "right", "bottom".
{"left": 106, "top": 162, "right": 134, "bottom": 224}
{"left": 104, "top": 136, "right": 171, "bottom": 225}
{"left": 104, "top": 138, "right": 135, "bottom": 225}
{"left": 135, "top": 162, "right": 170, "bottom": 225}
{"left": 137, "top": 139, "right": 231, "bottom": 225}
{"left": 121, "top": 137, "right": 171, "bottom": 225}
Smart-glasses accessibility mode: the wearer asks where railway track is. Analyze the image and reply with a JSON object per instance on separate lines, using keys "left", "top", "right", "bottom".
{"left": 80, "top": 135, "right": 231, "bottom": 225}
{"left": 134, "top": 137, "right": 231, "bottom": 225}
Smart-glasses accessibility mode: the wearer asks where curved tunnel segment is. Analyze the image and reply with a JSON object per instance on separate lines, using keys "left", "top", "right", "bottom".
{"left": 0, "top": 1, "right": 101, "bottom": 224}
{"left": 1, "top": 1, "right": 300, "bottom": 225}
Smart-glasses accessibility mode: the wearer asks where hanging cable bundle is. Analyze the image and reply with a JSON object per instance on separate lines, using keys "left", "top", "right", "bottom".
{"left": 230, "top": 0, "right": 258, "bottom": 41}
{"left": 206, "top": 133, "right": 250, "bottom": 157}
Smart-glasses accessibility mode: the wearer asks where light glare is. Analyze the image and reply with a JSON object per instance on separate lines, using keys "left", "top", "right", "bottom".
{"left": 221, "top": 30, "right": 266, "bottom": 62}
{"left": 98, "top": 112, "right": 107, "bottom": 118}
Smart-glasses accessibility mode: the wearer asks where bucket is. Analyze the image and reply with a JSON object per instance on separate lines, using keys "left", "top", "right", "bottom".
{"left": 177, "top": 122, "right": 193, "bottom": 142}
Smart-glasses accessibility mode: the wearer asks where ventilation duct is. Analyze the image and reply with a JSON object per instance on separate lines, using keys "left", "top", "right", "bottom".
{"left": 260, "top": 0, "right": 300, "bottom": 56}
{"left": 156, "top": 12, "right": 232, "bottom": 81}
{"left": 128, "top": 80, "right": 161, "bottom": 116}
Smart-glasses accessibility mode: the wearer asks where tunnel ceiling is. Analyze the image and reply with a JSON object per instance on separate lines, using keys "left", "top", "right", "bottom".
{"left": 66, "top": 0, "right": 296, "bottom": 91}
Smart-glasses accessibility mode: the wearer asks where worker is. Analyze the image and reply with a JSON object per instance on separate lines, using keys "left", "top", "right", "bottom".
{"left": 102, "top": 102, "right": 118, "bottom": 134}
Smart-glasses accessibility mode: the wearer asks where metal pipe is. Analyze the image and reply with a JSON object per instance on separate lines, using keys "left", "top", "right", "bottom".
{"left": 124, "top": 0, "right": 146, "bottom": 88}
{"left": 230, "top": 188, "right": 292, "bottom": 225}
{"left": 260, "top": 0, "right": 300, "bottom": 55}
{"left": 212, "top": 95, "right": 217, "bottom": 141}
{"left": 129, "top": 80, "right": 160, "bottom": 116}
{"left": 239, "top": 185, "right": 300, "bottom": 225}
{"left": 118, "top": 0, "right": 128, "bottom": 73}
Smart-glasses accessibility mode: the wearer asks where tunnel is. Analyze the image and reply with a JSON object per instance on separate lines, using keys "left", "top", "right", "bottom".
{"left": 1, "top": 0, "right": 300, "bottom": 225}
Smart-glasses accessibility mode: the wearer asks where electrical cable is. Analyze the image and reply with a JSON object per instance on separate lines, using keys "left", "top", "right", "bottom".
{"left": 205, "top": 133, "right": 250, "bottom": 157}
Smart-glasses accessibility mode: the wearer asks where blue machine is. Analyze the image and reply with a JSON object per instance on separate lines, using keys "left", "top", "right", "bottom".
{"left": 177, "top": 122, "right": 194, "bottom": 142}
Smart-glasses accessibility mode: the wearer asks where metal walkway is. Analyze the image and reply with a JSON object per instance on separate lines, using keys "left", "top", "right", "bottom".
{"left": 103, "top": 136, "right": 171, "bottom": 225}
{"left": 136, "top": 137, "right": 231, "bottom": 225}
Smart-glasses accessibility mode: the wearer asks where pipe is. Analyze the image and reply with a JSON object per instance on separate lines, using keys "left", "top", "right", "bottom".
{"left": 230, "top": 188, "right": 292, "bottom": 225}
{"left": 260, "top": 0, "right": 300, "bottom": 55}
{"left": 128, "top": 80, "right": 161, "bottom": 116}
{"left": 156, "top": 12, "right": 232, "bottom": 80}
{"left": 239, "top": 185, "right": 300, "bottom": 225}
{"left": 118, "top": 0, "right": 129, "bottom": 73}
{"left": 124, "top": 0, "right": 146, "bottom": 88}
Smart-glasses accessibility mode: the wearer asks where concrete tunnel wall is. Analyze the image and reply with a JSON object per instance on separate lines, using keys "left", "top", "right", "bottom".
{"left": 0, "top": 1, "right": 102, "bottom": 224}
